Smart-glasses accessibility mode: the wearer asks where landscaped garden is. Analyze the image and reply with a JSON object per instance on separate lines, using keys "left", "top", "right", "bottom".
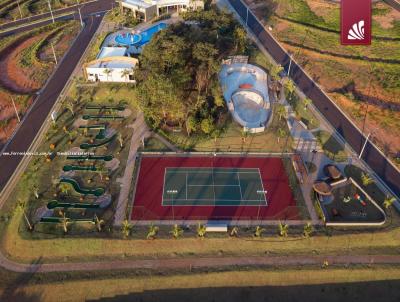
{"left": 0, "top": 20, "right": 80, "bottom": 149}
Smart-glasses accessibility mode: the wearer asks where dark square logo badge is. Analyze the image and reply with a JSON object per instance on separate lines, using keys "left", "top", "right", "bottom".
{"left": 341, "top": 0, "right": 371, "bottom": 45}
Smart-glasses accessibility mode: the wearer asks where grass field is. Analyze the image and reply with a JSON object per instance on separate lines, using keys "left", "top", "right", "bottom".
{"left": 2, "top": 267, "right": 400, "bottom": 301}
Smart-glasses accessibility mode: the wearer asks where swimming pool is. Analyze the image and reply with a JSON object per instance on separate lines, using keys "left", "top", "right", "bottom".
{"left": 115, "top": 23, "right": 167, "bottom": 47}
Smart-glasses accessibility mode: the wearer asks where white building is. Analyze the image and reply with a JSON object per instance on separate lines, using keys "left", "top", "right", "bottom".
{"left": 118, "top": 0, "right": 204, "bottom": 21}
{"left": 83, "top": 47, "right": 139, "bottom": 83}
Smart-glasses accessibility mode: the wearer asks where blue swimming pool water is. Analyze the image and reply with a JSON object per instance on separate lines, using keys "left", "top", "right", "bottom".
{"left": 115, "top": 23, "right": 167, "bottom": 47}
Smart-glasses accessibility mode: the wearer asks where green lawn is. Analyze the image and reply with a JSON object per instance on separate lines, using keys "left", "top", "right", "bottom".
{"left": 315, "top": 130, "right": 347, "bottom": 162}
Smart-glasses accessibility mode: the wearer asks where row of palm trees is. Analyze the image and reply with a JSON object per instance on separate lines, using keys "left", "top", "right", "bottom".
{"left": 118, "top": 221, "right": 315, "bottom": 239}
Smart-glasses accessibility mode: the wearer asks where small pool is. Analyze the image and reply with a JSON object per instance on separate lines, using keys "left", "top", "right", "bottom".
{"left": 115, "top": 23, "right": 167, "bottom": 47}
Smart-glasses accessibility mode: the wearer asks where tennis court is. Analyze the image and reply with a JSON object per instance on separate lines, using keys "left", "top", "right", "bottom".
{"left": 162, "top": 168, "right": 267, "bottom": 206}
{"left": 131, "top": 156, "right": 299, "bottom": 221}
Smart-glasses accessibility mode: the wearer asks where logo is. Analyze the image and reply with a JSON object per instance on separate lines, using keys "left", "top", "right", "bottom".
{"left": 347, "top": 20, "right": 365, "bottom": 40}
{"left": 341, "top": 0, "right": 371, "bottom": 45}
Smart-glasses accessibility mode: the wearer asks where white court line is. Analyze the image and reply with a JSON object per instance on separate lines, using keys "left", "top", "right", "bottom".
{"left": 237, "top": 172, "right": 243, "bottom": 201}
{"left": 187, "top": 184, "right": 240, "bottom": 187}
{"left": 257, "top": 169, "right": 268, "bottom": 206}
{"left": 185, "top": 172, "right": 188, "bottom": 200}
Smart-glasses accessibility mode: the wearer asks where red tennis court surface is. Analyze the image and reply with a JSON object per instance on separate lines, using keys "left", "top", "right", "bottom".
{"left": 131, "top": 156, "right": 300, "bottom": 221}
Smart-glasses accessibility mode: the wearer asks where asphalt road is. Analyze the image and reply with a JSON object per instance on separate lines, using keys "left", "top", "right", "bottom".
{"left": 229, "top": 0, "right": 400, "bottom": 198}
{"left": 0, "top": 1, "right": 113, "bottom": 193}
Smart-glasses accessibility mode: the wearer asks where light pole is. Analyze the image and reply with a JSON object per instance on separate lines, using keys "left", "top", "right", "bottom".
{"left": 17, "top": 1, "right": 23, "bottom": 19}
{"left": 51, "top": 42, "right": 57, "bottom": 64}
{"left": 359, "top": 132, "right": 371, "bottom": 159}
{"left": 48, "top": 0, "right": 55, "bottom": 23}
{"left": 76, "top": 0, "right": 84, "bottom": 27}
{"left": 10, "top": 96, "right": 21, "bottom": 123}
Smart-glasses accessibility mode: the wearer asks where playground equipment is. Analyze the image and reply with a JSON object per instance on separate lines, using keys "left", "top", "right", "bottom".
{"left": 47, "top": 200, "right": 99, "bottom": 209}
{"left": 82, "top": 115, "right": 124, "bottom": 120}
{"left": 63, "top": 165, "right": 97, "bottom": 172}
{"left": 60, "top": 177, "right": 105, "bottom": 196}
{"left": 343, "top": 196, "right": 351, "bottom": 203}
{"left": 354, "top": 193, "right": 367, "bottom": 206}
{"left": 67, "top": 154, "right": 113, "bottom": 161}
{"left": 80, "top": 134, "right": 116, "bottom": 149}
{"left": 85, "top": 105, "right": 125, "bottom": 111}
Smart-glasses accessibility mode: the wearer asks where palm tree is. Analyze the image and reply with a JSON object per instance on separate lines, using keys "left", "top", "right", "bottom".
{"left": 383, "top": 195, "right": 396, "bottom": 209}
{"left": 59, "top": 183, "right": 70, "bottom": 195}
{"left": 277, "top": 128, "right": 286, "bottom": 143}
{"left": 276, "top": 104, "right": 286, "bottom": 121}
{"left": 117, "top": 133, "right": 124, "bottom": 148}
{"left": 170, "top": 224, "right": 183, "bottom": 239}
{"left": 94, "top": 214, "right": 105, "bottom": 232}
{"left": 230, "top": 226, "right": 239, "bottom": 237}
{"left": 303, "top": 222, "right": 313, "bottom": 238}
{"left": 103, "top": 68, "right": 113, "bottom": 81}
{"left": 65, "top": 101, "right": 74, "bottom": 116}
{"left": 278, "top": 221, "right": 289, "bottom": 237}
{"left": 241, "top": 128, "right": 248, "bottom": 143}
{"left": 361, "top": 172, "right": 374, "bottom": 186}
{"left": 254, "top": 226, "right": 265, "bottom": 238}
{"left": 121, "top": 68, "right": 130, "bottom": 82}
{"left": 197, "top": 223, "right": 207, "bottom": 238}
{"left": 303, "top": 98, "right": 312, "bottom": 110}
{"left": 60, "top": 212, "right": 71, "bottom": 234}
{"left": 33, "top": 185, "right": 39, "bottom": 199}
{"left": 147, "top": 224, "right": 159, "bottom": 240}
{"left": 121, "top": 219, "right": 132, "bottom": 238}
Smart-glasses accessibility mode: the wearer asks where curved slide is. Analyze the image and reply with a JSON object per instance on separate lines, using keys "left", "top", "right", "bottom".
{"left": 47, "top": 200, "right": 99, "bottom": 210}
{"left": 80, "top": 134, "right": 116, "bottom": 149}
{"left": 60, "top": 177, "right": 105, "bottom": 196}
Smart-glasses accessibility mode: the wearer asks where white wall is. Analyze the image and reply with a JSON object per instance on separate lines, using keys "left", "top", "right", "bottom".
{"left": 86, "top": 67, "right": 136, "bottom": 83}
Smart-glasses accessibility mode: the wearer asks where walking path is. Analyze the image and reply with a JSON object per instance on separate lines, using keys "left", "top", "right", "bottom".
{"left": 1, "top": 250, "right": 400, "bottom": 273}
{"left": 114, "top": 112, "right": 150, "bottom": 226}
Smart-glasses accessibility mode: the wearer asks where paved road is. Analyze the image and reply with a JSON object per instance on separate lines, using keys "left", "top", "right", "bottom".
{"left": 228, "top": 0, "right": 400, "bottom": 199}
{"left": 0, "top": 1, "right": 113, "bottom": 193}
{"left": 384, "top": 0, "right": 400, "bottom": 11}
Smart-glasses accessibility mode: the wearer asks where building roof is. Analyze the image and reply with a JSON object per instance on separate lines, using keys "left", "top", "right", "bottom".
{"left": 97, "top": 47, "right": 128, "bottom": 59}
{"left": 121, "top": 0, "right": 154, "bottom": 9}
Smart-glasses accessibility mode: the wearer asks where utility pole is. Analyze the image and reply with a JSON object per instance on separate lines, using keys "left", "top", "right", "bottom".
{"left": 10, "top": 96, "right": 21, "bottom": 123}
{"left": 48, "top": 0, "right": 55, "bottom": 23}
{"left": 51, "top": 42, "right": 57, "bottom": 64}
{"left": 359, "top": 133, "right": 371, "bottom": 159}
{"left": 76, "top": 0, "right": 84, "bottom": 27}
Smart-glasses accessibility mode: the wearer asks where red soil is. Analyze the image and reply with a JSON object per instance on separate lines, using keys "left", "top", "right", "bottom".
{"left": 132, "top": 156, "right": 299, "bottom": 221}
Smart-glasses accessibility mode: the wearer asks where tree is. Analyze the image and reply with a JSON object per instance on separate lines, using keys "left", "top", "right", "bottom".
{"left": 278, "top": 221, "right": 289, "bottom": 237}
{"left": 230, "top": 226, "right": 239, "bottom": 237}
{"left": 197, "top": 223, "right": 207, "bottom": 238}
{"left": 361, "top": 172, "right": 374, "bottom": 186}
{"left": 254, "top": 226, "right": 265, "bottom": 237}
{"left": 233, "top": 27, "right": 247, "bottom": 53}
{"left": 65, "top": 101, "right": 74, "bottom": 116}
{"left": 170, "top": 224, "right": 183, "bottom": 239}
{"left": 33, "top": 185, "right": 39, "bottom": 199}
{"left": 303, "top": 98, "right": 312, "bottom": 110}
{"left": 241, "top": 128, "right": 248, "bottom": 142}
{"left": 383, "top": 195, "right": 396, "bottom": 209}
{"left": 121, "top": 68, "right": 130, "bottom": 82}
{"left": 59, "top": 183, "right": 70, "bottom": 195}
{"left": 270, "top": 64, "right": 284, "bottom": 81}
{"left": 201, "top": 118, "right": 214, "bottom": 135}
{"left": 284, "top": 79, "right": 296, "bottom": 100}
{"left": 117, "top": 133, "right": 124, "bottom": 148}
{"left": 276, "top": 104, "right": 287, "bottom": 121}
{"left": 186, "top": 115, "right": 197, "bottom": 136}
{"left": 103, "top": 68, "right": 113, "bottom": 81}
{"left": 94, "top": 214, "right": 105, "bottom": 232}
{"left": 277, "top": 128, "right": 287, "bottom": 143}
{"left": 60, "top": 212, "right": 71, "bottom": 234}
{"left": 147, "top": 224, "right": 159, "bottom": 240}
{"left": 303, "top": 222, "right": 314, "bottom": 238}
{"left": 121, "top": 219, "right": 132, "bottom": 238}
